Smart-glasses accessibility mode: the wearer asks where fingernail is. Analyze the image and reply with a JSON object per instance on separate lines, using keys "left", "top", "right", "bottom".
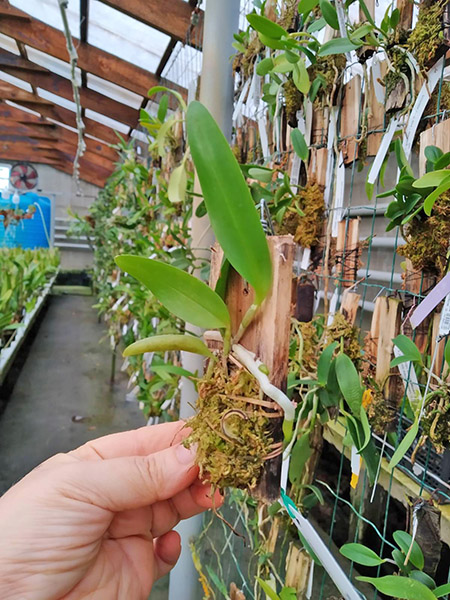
{"left": 175, "top": 443, "right": 197, "bottom": 465}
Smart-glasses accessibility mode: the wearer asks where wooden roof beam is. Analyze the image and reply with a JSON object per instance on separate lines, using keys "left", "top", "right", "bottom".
{"left": 0, "top": 48, "right": 139, "bottom": 127}
{"left": 0, "top": 0, "right": 186, "bottom": 98}
{"left": 98, "top": 0, "right": 203, "bottom": 44}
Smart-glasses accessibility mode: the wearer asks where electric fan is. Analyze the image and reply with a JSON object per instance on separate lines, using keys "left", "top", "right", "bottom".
{"left": 9, "top": 162, "right": 39, "bottom": 191}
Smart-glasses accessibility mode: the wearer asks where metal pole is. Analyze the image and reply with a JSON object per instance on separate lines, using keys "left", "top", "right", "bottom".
{"left": 168, "top": 1, "right": 240, "bottom": 599}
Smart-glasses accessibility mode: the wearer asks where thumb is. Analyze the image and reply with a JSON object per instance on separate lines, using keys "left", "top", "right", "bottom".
{"left": 56, "top": 443, "right": 199, "bottom": 512}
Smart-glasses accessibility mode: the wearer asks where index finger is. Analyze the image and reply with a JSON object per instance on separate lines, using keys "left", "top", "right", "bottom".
{"left": 69, "top": 420, "right": 189, "bottom": 461}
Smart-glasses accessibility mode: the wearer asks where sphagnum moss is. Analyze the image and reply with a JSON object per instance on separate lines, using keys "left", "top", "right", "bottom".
{"left": 185, "top": 364, "right": 274, "bottom": 490}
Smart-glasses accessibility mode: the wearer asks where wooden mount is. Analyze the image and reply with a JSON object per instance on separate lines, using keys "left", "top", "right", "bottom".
{"left": 209, "top": 236, "right": 295, "bottom": 502}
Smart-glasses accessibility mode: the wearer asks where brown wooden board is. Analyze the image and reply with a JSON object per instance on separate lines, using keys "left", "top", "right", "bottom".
{"left": 209, "top": 236, "right": 295, "bottom": 502}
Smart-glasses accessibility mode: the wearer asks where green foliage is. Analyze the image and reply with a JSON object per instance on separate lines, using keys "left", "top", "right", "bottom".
{"left": 0, "top": 247, "right": 59, "bottom": 346}
{"left": 186, "top": 101, "right": 272, "bottom": 304}
{"left": 123, "top": 334, "right": 214, "bottom": 359}
{"left": 115, "top": 255, "right": 230, "bottom": 331}
{"left": 340, "top": 543, "right": 385, "bottom": 566}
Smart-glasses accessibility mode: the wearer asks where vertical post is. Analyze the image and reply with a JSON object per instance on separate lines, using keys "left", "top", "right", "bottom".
{"left": 169, "top": 2, "right": 240, "bottom": 599}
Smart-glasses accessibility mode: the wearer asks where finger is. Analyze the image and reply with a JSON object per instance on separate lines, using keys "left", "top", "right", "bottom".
{"left": 153, "top": 531, "right": 181, "bottom": 581}
{"left": 150, "top": 481, "right": 223, "bottom": 538}
{"left": 108, "top": 482, "right": 223, "bottom": 539}
{"left": 69, "top": 421, "right": 189, "bottom": 461}
{"left": 58, "top": 442, "right": 199, "bottom": 512}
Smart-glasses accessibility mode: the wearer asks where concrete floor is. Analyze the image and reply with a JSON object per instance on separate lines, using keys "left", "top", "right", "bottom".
{"left": 0, "top": 294, "right": 168, "bottom": 599}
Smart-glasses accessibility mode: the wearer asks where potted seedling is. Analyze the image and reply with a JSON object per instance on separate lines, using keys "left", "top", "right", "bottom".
{"left": 115, "top": 101, "right": 296, "bottom": 493}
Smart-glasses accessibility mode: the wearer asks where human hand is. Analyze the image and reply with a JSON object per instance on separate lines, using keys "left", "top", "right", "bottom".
{"left": 0, "top": 421, "right": 221, "bottom": 600}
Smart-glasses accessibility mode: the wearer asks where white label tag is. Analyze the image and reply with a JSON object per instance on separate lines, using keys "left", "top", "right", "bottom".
{"left": 301, "top": 247, "right": 311, "bottom": 271}
{"left": 403, "top": 57, "right": 444, "bottom": 160}
{"left": 439, "top": 294, "right": 450, "bottom": 337}
{"left": 332, "top": 151, "right": 345, "bottom": 237}
{"left": 367, "top": 118, "right": 398, "bottom": 185}
{"left": 290, "top": 152, "right": 301, "bottom": 186}
{"left": 324, "top": 108, "right": 338, "bottom": 208}
{"left": 258, "top": 114, "right": 270, "bottom": 160}
{"left": 371, "top": 56, "right": 385, "bottom": 104}
{"left": 327, "top": 290, "right": 338, "bottom": 325}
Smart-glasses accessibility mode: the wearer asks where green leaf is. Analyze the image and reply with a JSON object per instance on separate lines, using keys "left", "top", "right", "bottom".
{"left": 248, "top": 167, "right": 273, "bottom": 183}
{"left": 308, "top": 16, "right": 326, "bottom": 32}
{"left": 273, "top": 54, "right": 294, "bottom": 74}
{"left": 358, "top": 0, "right": 376, "bottom": 27}
{"left": 423, "top": 176, "right": 450, "bottom": 215}
{"left": 167, "top": 163, "right": 187, "bottom": 204}
{"left": 409, "top": 571, "right": 436, "bottom": 590}
{"left": 247, "top": 14, "right": 288, "bottom": 39}
{"left": 317, "top": 341, "right": 338, "bottom": 385}
{"left": 298, "top": 0, "right": 319, "bottom": 15}
{"left": 388, "top": 419, "right": 419, "bottom": 471}
{"left": 293, "top": 59, "right": 311, "bottom": 94}
{"left": 320, "top": 0, "right": 339, "bottom": 30}
{"left": 357, "top": 576, "right": 437, "bottom": 600}
{"left": 186, "top": 101, "right": 272, "bottom": 304}
{"left": 279, "top": 588, "right": 297, "bottom": 600}
{"left": 157, "top": 94, "right": 169, "bottom": 122}
{"left": 424, "top": 145, "right": 443, "bottom": 164}
{"left": 257, "top": 577, "right": 280, "bottom": 600}
{"left": 291, "top": 128, "right": 309, "bottom": 161}
{"left": 434, "top": 152, "right": 450, "bottom": 170}
{"left": 445, "top": 338, "right": 450, "bottom": 369}
{"left": 258, "top": 32, "right": 286, "bottom": 49}
{"left": 358, "top": 405, "right": 372, "bottom": 453}
{"left": 335, "top": 353, "right": 363, "bottom": 414}
{"left": 392, "top": 548, "right": 411, "bottom": 573}
{"left": 393, "top": 531, "right": 424, "bottom": 570}
{"left": 148, "top": 85, "right": 186, "bottom": 111}
{"left": 350, "top": 23, "right": 374, "bottom": 41}
{"left": 392, "top": 335, "right": 422, "bottom": 364}
{"left": 394, "top": 139, "right": 414, "bottom": 177}
{"left": 413, "top": 169, "right": 450, "bottom": 188}
{"left": 434, "top": 583, "right": 450, "bottom": 598}
{"left": 318, "top": 37, "right": 360, "bottom": 56}
{"left": 115, "top": 254, "right": 230, "bottom": 329}
{"left": 123, "top": 334, "right": 214, "bottom": 359}
{"left": 257, "top": 57, "right": 275, "bottom": 76}
{"left": 289, "top": 433, "right": 312, "bottom": 484}
{"left": 340, "top": 543, "right": 385, "bottom": 566}
{"left": 206, "top": 566, "right": 229, "bottom": 597}
{"left": 390, "top": 7, "right": 400, "bottom": 29}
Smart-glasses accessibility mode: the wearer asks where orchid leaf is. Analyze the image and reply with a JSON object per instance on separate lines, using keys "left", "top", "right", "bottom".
{"left": 123, "top": 334, "right": 214, "bottom": 359}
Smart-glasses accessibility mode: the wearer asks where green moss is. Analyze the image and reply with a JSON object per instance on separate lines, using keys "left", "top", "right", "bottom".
{"left": 309, "top": 54, "right": 346, "bottom": 106}
{"left": 277, "top": 183, "right": 325, "bottom": 248}
{"left": 185, "top": 365, "right": 273, "bottom": 490}
{"left": 284, "top": 78, "right": 303, "bottom": 128}
{"left": 407, "top": 0, "right": 448, "bottom": 71}
{"left": 397, "top": 194, "right": 450, "bottom": 278}
{"left": 279, "top": 0, "right": 299, "bottom": 30}
{"left": 327, "top": 312, "right": 362, "bottom": 364}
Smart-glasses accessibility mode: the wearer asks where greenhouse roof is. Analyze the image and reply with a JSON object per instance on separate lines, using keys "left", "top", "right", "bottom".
{"left": 0, "top": 0, "right": 203, "bottom": 187}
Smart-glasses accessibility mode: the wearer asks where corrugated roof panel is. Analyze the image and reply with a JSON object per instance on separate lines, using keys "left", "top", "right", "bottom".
{"left": 25, "top": 47, "right": 82, "bottom": 85}
{"left": 37, "top": 88, "right": 77, "bottom": 112}
{"left": 84, "top": 108, "right": 129, "bottom": 134}
{"left": 9, "top": 0, "right": 80, "bottom": 37}
{"left": 86, "top": 73, "right": 142, "bottom": 109}
{"left": 0, "top": 71, "right": 33, "bottom": 93}
{"left": 88, "top": 1, "right": 171, "bottom": 73}
{"left": 0, "top": 33, "right": 20, "bottom": 56}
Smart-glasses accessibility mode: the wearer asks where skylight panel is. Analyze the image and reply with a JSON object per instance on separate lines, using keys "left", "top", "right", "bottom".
{"left": 86, "top": 74, "right": 142, "bottom": 109}
{"left": 84, "top": 108, "right": 129, "bottom": 134}
{"left": 9, "top": 0, "right": 80, "bottom": 37}
{"left": 0, "top": 33, "right": 20, "bottom": 56}
{"left": 162, "top": 42, "right": 202, "bottom": 89}
{"left": 25, "top": 47, "right": 82, "bottom": 85}
{"left": 37, "top": 88, "right": 77, "bottom": 112}
{"left": 88, "top": 1, "right": 171, "bottom": 73}
{"left": 0, "top": 71, "right": 33, "bottom": 93}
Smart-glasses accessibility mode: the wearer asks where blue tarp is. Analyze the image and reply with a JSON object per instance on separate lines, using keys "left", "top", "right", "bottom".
{"left": 0, "top": 192, "right": 51, "bottom": 248}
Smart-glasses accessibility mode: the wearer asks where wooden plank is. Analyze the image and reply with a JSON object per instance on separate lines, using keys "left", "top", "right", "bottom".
{"left": 0, "top": 119, "right": 56, "bottom": 140}
{"left": 431, "top": 312, "right": 447, "bottom": 378}
{"left": 403, "top": 259, "right": 437, "bottom": 354}
{"left": 340, "top": 76, "right": 361, "bottom": 164}
{"left": 397, "top": 0, "right": 414, "bottom": 32}
{"left": 367, "top": 60, "right": 387, "bottom": 156}
{"left": 335, "top": 218, "right": 360, "bottom": 287}
{"left": 0, "top": 0, "right": 186, "bottom": 98}
{"left": 375, "top": 297, "right": 402, "bottom": 389}
{"left": 419, "top": 118, "right": 450, "bottom": 175}
{"left": 0, "top": 81, "right": 53, "bottom": 105}
{"left": 209, "top": 236, "right": 295, "bottom": 501}
{"left": 98, "top": 0, "right": 203, "bottom": 44}
{"left": 0, "top": 48, "right": 139, "bottom": 127}
{"left": 307, "top": 147, "right": 327, "bottom": 187}
{"left": 340, "top": 289, "right": 361, "bottom": 325}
